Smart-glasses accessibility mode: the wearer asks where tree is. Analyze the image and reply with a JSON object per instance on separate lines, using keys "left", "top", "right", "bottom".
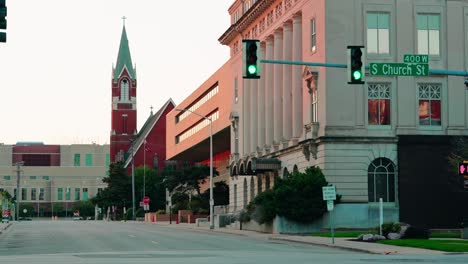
{"left": 72, "top": 201, "right": 95, "bottom": 217}
{"left": 91, "top": 162, "right": 132, "bottom": 210}
{"left": 134, "top": 166, "right": 166, "bottom": 212}
{"left": 162, "top": 163, "right": 219, "bottom": 196}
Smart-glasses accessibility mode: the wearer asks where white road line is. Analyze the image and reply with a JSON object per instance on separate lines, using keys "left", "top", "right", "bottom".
{"left": 151, "top": 240, "right": 159, "bottom": 245}
{"left": 128, "top": 234, "right": 136, "bottom": 238}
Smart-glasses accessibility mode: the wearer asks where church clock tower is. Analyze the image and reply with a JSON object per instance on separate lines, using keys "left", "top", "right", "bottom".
{"left": 110, "top": 19, "right": 137, "bottom": 162}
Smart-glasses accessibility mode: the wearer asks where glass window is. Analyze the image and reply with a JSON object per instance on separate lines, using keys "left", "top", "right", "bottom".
{"left": 250, "top": 177, "right": 255, "bottom": 203}
{"left": 368, "top": 83, "right": 391, "bottom": 125}
{"left": 42, "top": 176, "right": 49, "bottom": 180}
{"left": 417, "top": 14, "right": 440, "bottom": 55}
{"left": 66, "top": 187, "right": 71, "bottom": 200}
{"left": 120, "top": 79, "right": 129, "bottom": 101}
{"left": 311, "top": 18, "right": 316, "bottom": 51}
{"left": 30, "top": 176, "right": 37, "bottom": 180}
{"left": 85, "top": 154, "right": 93, "bottom": 167}
{"left": 82, "top": 188, "right": 88, "bottom": 201}
{"left": 367, "top": 12, "right": 390, "bottom": 54}
{"left": 4, "top": 175, "right": 10, "bottom": 180}
{"left": 74, "top": 154, "right": 80, "bottom": 166}
{"left": 368, "top": 158, "right": 396, "bottom": 202}
{"left": 106, "top": 153, "right": 110, "bottom": 166}
{"left": 21, "top": 188, "right": 27, "bottom": 200}
{"left": 31, "top": 188, "right": 37, "bottom": 200}
{"left": 243, "top": 178, "right": 248, "bottom": 208}
{"left": 75, "top": 188, "right": 80, "bottom": 200}
{"left": 233, "top": 184, "right": 237, "bottom": 211}
{"left": 58, "top": 188, "right": 63, "bottom": 201}
{"left": 418, "top": 83, "right": 441, "bottom": 126}
{"left": 39, "top": 188, "right": 45, "bottom": 201}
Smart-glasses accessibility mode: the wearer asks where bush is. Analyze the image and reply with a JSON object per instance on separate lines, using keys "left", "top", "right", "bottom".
{"left": 403, "top": 226, "right": 430, "bottom": 239}
{"left": 247, "top": 190, "right": 277, "bottom": 224}
{"left": 378, "top": 222, "right": 401, "bottom": 237}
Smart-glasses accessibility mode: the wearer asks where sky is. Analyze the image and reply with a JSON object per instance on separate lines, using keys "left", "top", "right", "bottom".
{"left": 0, "top": 0, "right": 233, "bottom": 145}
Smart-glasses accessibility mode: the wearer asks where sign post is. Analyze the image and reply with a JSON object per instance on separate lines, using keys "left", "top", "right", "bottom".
{"left": 322, "top": 185, "right": 337, "bottom": 244}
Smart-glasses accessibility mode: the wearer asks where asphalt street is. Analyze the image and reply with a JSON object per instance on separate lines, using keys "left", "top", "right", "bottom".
{"left": 0, "top": 221, "right": 467, "bottom": 264}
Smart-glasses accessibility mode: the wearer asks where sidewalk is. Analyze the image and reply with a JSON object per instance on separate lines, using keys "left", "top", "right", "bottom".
{"left": 0, "top": 222, "right": 12, "bottom": 235}
{"left": 148, "top": 221, "right": 451, "bottom": 255}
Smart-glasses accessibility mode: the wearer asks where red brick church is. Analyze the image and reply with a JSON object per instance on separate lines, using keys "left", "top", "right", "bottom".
{"left": 110, "top": 23, "right": 174, "bottom": 171}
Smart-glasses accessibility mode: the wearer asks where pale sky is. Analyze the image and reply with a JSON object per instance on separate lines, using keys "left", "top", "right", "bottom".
{"left": 0, "top": 0, "right": 233, "bottom": 145}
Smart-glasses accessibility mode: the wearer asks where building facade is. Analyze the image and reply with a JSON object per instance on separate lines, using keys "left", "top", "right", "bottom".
{"left": 222, "top": 0, "right": 468, "bottom": 228}
{"left": 0, "top": 142, "right": 109, "bottom": 216}
{"left": 166, "top": 61, "right": 234, "bottom": 192}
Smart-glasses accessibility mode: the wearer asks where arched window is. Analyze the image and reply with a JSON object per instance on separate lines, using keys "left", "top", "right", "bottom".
{"left": 120, "top": 79, "right": 129, "bottom": 101}
{"left": 265, "top": 174, "right": 271, "bottom": 190}
{"left": 243, "top": 178, "right": 248, "bottom": 208}
{"left": 293, "top": 165, "right": 299, "bottom": 174}
{"left": 257, "top": 175, "right": 263, "bottom": 194}
{"left": 283, "top": 167, "right": 290, "bottom": 178}
{"left": 368, "top": 158, "right": 396, "bottom": 202}
{"left": 250, "top": 176, "right": 255, "bottom": 203}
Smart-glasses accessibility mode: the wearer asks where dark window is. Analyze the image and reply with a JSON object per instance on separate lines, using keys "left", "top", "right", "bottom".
{"left": 23, "top": 154, "right": 51, "bottom": 166}
{"left": 368, "top": 158, "right": 396, "bottom": 202}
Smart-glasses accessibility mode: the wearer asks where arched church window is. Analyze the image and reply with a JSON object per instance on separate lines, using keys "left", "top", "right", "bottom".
{"left": 120, "top": 79, "right": 129, "bottom": 101}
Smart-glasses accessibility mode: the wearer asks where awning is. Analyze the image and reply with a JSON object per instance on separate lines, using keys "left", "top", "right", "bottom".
{"left": 230, "top": 157, "right": 281, "bottom": 176}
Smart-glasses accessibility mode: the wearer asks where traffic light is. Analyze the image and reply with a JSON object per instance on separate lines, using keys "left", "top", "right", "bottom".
{"left": 0, "top": 0, "right": 6, "bottom": 43}
{"left": 347, "top": 46, "right": 365, "bottom": 84}
{"left": 242, "top": 40, "right": 260, "bottom": 79}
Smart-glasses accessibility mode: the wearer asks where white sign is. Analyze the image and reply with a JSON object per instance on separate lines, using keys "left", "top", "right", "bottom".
{"left": 327, "top": 200, "right": 334, "bottom": 211}
{"left": 23, "top": 209, "right": 27, "bottom": 213}
{"left": 322, "top": 186, "right": 336, "bottom": 200}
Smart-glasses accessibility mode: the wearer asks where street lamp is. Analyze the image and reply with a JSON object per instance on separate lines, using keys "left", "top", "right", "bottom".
{"left": 175, "top": 108, "right": 214, "bottom": 229}
{"left": 130, "top": 139, "right": 135, "bottom": 221}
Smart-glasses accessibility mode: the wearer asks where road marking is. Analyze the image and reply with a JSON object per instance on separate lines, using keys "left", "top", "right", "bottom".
{"left": 128, "top": 234, "right": 136, "bottom": 238}
{"left": 151, "top": 240, "right": 159, "bottom": 245}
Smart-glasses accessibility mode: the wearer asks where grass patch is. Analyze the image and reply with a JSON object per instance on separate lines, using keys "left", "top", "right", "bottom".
{"left": 311, "top": 231, "right": 374, "bottom": 238}
{"left": 430, "top": 233, "right": 460, "bottom": 239}
{"left": 378, "top": 239, "right": 468, "bottom": 252}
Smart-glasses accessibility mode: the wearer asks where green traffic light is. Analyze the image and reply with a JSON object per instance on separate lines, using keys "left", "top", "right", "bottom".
{"left": 248, "top": 65, "right": 257, "bottom": 75}
{"left": 353, "top": 70, "right": 362, "bottom": 80}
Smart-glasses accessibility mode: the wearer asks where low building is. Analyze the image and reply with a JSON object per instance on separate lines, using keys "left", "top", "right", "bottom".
{"left": 0, "top": 142, "right": 109, "bottom": 217}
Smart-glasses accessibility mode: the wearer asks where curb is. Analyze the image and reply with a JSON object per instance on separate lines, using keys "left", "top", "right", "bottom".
{"left": 0, "top": 222, "right": 12, "bottom": 235}
{"left": 269, "top": 237, "right": 377, "bottom": 254}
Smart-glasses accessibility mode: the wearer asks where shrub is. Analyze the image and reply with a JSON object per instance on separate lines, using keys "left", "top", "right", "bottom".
{"left": 378, "top": 222, "right": 401, "bottom": 237}
{"left": 403, "top": 226, "right": 430, "bottom": 239}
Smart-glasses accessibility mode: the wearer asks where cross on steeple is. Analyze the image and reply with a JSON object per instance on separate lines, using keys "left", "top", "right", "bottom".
{"left": 150, "top": 106, "right": 154, "bottom": 115}
{"left": 122, "top": 16, "right": 127, "bottom": 26}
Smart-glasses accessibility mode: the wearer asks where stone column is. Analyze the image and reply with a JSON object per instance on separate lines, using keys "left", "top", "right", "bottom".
{"left": 257, "top": 43, "right": 266, "bottom": 153}
{"left": 250, "top": 78, "right": 258, "bottom": 155}
{"left": 292, "top": 14, "right": 303, "bottom": 140}
{"left": 265, "top": 36, "right": 274, "bottom": 150}
{"left": 243, "top": 79, "right": 250, "bottom": 157}
{"left": 282, "top": 21, "right": 293, "bottom": 145}
{"left": 273, "top": 29, "right": 283, "bottom": 147}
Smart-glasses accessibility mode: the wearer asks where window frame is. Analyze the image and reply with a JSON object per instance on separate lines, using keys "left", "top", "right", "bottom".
{"left": 310, "top": 18, "right": 316, "bottom": 53}
{"left": 416, "top": 13, "right": 441, "bottom": 56}
{"left": 413, "top": 5, "right": 444, "bottom": 61}
{"left": 368, "top": 158, "right": 397, "bottom": 203}
{"left": 367, "top": 82, "right": 392, "bottom": 128}
{"left": 85, "top": 153, "right": 93, "bottom": 167}
{"left": 74, "top": 153, "right": 80, "bottom": 167}
{"left": 58, "top": 188, "right": 63, "bottom": 201}
{"left": 417, "top": 83, "right": 442, "bottom": 129}
{"left": 364, "top": 4, "right": 393, "bottom": 59}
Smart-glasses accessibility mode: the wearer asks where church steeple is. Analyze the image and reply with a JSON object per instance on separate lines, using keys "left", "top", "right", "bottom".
{"left": 114, "top": 18, "right": 135, "bottom": 81}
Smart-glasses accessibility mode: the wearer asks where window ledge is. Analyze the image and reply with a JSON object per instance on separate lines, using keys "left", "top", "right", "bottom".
{"left": 368, "top": 125, "right": 392, "bottom": 130}
{"left": 418, "top": 126, "right": 442, "bottom": 131}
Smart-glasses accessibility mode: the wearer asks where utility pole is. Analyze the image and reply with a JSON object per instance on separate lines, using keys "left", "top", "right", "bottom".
{"left": 131, "top": 139, "right": 135, "bottom": 221}
{"left": 15, "top": 161, "right": 24, "bottom": 221}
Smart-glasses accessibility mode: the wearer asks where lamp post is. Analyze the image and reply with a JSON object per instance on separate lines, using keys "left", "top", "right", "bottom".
{"left": 175, "top": 108, "right": 214, "bottom": 229}
{"left": 15, "top": 161, "right": 24, "bottom": 221}
{"left": 130, "top": 139, "right": 135, "bottom": 221}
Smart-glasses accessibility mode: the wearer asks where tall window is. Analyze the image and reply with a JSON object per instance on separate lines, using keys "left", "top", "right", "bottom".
{"left": 31, "top": 188, "right": 37, "bottom": 200}
{"left": 243, "top": 178, "right": 248, "bottom": 208}
{"left": 368, "top": 83, "right": 391, "bottom": 125}
{"left": 120, "top": 79, "right": 130, "bottom": 101}
{"left": 417, "top": 14, "right": 440, "bottom": 55}
{"left": 310, "top": 18, "right": 316, "bottom": 52}
{"left": 234, "top": 77, "right": 238, "bottom": 103}
{"left": 250, "top": 177, "right": 255, "bottom": 202}
{"left": 21, "top": 188, "right": 27, "bottom": 200}
{"left": 82, "top": 188, "right": 88, "bottom": 201}
{"left": 58, "top": 188, "right": 63, "bottom": 201}
{"left": 311, "top": 86, "right": 318, "bottom": 122}
{"left": 74, "top": 154, "right": 80, "bottom": 166}
{"left": 122, "top": 115, "right": 128, "bottom": 134}
{"left": 265, "top": 175, "right": 271, "bottom": 190}
{"left": 368, "top": 158, "right": 396, "bottom": 202}
{"left": 66, "top": 187, "right": 71, "bottom": 200}
{"left": 106, "top": 154, "right": 110, "bottom": 166}
{"left": 233, "top": 184, "right": 237, "bottom": 211}
{"left": 367, "top": 12, "right": 390, "bottom": 54}
{"left": 75, "top": 188, "right": 80, "bottom": 201}
{"left": 39, "top": 188, "right": 45, "bottom": 201}
{"left": 418, "top": 83, "right": 441, "bottom": 126}
{"left": 257, "top": 176, "right": 263, "bottom": 194}
{"left": 85, "top": 154, "right": 93, "bottom": 167}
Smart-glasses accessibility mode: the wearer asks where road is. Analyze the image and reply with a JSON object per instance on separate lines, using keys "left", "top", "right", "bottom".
{"left": 0, "top": 221, "right": 466, "bottom": 264}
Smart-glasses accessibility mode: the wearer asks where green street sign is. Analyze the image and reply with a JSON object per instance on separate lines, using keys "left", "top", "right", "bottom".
{"left": 370, "top": 63, "right": 429, "bottom": 76}
{"left": 403, "top": 54, "right": 429, "bottom": 64}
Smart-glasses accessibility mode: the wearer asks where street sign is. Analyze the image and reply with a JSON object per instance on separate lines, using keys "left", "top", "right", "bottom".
{"left": 403, "top": 54, "right": 429, "bottom": 64}
{"left": 326, "top": 200, "right": 334, "bottom": 211}
{"left": 143, "top": 196, "right": 150, "bottom": 204}
{"left": 139, "top": 201, "right": 144, "bottom": 207}
{"left": 322, "top": 186, "right": 336, "bottom": 200}
{"left": 370, "top": 63, "right": 429, "bottom": 76}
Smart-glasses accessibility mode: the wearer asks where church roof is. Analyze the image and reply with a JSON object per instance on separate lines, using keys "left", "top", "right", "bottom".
{"left": 114, "top": 25, "right": 135, "bottom": 80}
{"left": 124, "top": 98, "right": 176, "bottom": 168}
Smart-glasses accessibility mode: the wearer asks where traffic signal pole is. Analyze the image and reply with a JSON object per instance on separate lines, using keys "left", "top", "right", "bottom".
{"left": 260, "top": 59, "right": 468, "bottom": 77}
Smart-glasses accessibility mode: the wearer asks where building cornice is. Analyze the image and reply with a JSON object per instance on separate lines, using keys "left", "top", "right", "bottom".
{"left": 219, "top": 0, "right": 275, "bottom": 45}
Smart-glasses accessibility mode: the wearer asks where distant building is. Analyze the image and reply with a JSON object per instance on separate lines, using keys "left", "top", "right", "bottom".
{"left": 110, "top": 23, "right": 174, "bottom": 172}
{"left": 0, "top": 142, "right": 109, "bottom": 217}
